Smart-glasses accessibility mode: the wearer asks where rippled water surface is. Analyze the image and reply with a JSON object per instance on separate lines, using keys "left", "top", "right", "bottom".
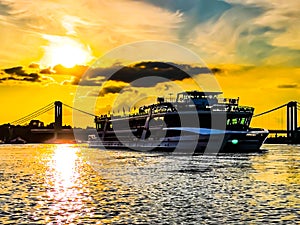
{"left": 0, "top": 144, "right": 299, "bottom": 224}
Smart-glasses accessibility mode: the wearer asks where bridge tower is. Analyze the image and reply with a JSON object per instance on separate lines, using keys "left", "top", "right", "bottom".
{"left": 287, "top": 101, "right": 297, "bottom": 138}
{"left": 54, "top": 101, "right": 62, "bottom": 130}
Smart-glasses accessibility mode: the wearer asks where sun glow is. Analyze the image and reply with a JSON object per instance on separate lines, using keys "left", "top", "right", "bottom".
{"left": 41, "top": 35, "right": 93, "bottom": 68}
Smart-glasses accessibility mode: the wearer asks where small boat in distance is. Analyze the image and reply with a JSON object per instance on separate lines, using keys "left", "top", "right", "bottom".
{"left": 89, "top": 91, "right": 269, "bottom": 153}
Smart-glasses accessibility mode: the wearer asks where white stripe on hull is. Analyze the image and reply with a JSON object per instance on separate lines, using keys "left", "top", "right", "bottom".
{"left": 89, "top": 130, "right": 269, "bottom": 153}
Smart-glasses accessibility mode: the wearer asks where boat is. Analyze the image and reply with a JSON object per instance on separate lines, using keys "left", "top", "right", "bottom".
{"left": 88, "top": 91, "right": 269, "bottom": 153}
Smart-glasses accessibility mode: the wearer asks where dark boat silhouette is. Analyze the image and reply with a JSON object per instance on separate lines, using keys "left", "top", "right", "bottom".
{"left": 88, "top": 91, "right": 269, "bottom": 153}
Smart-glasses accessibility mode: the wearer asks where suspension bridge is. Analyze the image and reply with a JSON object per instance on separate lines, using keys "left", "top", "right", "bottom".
{"left": 10, "top": 101, "right": 97, "bottom": 128}
{"left": 2, "top": 100, "right": 300, "bottom": 143}
{"left": 252, "top": 101, "right": 299, "bottom": 140}
{"left": 0, "top": 101, "right": 96, "bottom": 143}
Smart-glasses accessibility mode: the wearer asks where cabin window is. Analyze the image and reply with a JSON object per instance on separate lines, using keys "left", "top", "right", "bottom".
{"left": 240, "top": 118, "right": 246, "bottom": 125}
{"left": 244, "top": 118, "right": 250, "bottom": 126}
{"left": 227, "top": 119, "right": 231, "bottom": 125}
{"left": 232, "top": 118, "right": 238, "bottom": 125}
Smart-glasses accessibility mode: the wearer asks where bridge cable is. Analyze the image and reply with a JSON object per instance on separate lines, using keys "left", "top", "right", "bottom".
{"left": 62, "top": 103, "right": 98, "bottom": 117}
{"left": 11, "top": 104, "right": 53, "bottom": 125}
{"left": 253, "top": 103, "right": 287, "bottom": 117}
{"left": 13, "top": 106, "right": 54, "bottom": 125}
{"left": 11, "top": 102, "right": 53, "bottom": 124}
{"left": 11, "top": 102, "right": 54, "bottom": 125}
{"left": 11, "top": 105, "right": 54, "bottom": 125}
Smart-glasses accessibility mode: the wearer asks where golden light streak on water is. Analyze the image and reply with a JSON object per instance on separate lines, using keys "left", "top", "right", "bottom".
{"left": 251, "top": 145, "right": 300, "bottom": 185}
{"left": 44, "top": 145, "right": 90, "bottom": 224}
{"left": 51, "top": 145, "right": 79, "bottom": 188}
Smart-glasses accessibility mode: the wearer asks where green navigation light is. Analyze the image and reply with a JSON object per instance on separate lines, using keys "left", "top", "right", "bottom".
{"left": 231, "top": 139, "right": 239, "bottom": 145}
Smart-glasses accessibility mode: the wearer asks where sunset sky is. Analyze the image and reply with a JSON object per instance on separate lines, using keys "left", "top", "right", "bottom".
{"left": 0, "top": 0, "right": 299, "bottom": 128}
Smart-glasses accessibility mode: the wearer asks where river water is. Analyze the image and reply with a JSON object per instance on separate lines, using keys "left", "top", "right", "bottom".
{"left": 0, "top": 144, "right": 299, "bottom": 224}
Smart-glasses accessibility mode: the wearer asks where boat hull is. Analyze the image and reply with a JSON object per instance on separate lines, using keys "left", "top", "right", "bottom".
{"left": 88, "top": 129, "right": 269, "bottom": 154}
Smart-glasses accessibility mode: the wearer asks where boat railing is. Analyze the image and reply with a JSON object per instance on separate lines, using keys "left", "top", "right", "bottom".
{"left": 211, "top": 104, "right": 254, "bottom": 113}
{"left": 94, "top": 96, "right": 253, "bottom": 121}
{"left": 95, "top": 105, "right": 254, "bottom": 122}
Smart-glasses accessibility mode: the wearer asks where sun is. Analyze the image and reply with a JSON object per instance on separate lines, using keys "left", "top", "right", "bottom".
{"left": 49, "top": 44, "right": 90, "bottom": 68}
{"left": 41, "top": 35, "right": 93, "bottom": 68}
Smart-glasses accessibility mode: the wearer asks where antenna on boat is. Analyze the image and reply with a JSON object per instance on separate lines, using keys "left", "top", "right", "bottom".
{"left": 168, "top": 93, "right": 173, "bottom": 102}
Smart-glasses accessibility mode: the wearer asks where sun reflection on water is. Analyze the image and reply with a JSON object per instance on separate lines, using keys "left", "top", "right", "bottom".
{"left": 44, "top": 145, "right": 91, "bottom": 224}
{"left": 51, "top": 145, "right": 79, "bottom": 189}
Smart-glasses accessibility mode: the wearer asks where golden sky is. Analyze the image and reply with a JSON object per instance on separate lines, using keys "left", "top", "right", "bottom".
{"left": 0, "top": 0, "right": 299, "bottom": 128}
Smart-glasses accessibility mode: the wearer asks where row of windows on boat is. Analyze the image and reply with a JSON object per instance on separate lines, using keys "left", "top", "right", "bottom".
{"left": 95, "top": 117, "right": 251, "bottom": 130}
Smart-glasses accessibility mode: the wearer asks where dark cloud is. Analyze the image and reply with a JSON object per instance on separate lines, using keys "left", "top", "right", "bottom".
{"left": 0, "top": 73, "right": 39, "bottom": 82}
{"left": 71, "top": 77, "right": 104, "bottom": 86}
{"left": 210, "top": 67, "right": 223, "bottom": 74}
{"left": 110, "top": 62, "right": 191, "bottom": 84}
{"left": 22, "top": 73, "right": 39, "bottom": 82}
{"left": 4, "top": 66, "right": 26, "bottom": 75}
{"left": 277, "top": 84, "right": 298, "bottom": 89}
{"left": 99, "top": 84, "right": 128, "bottom": 97}
{"left": 0, "top": 77, "right": 16, "bottom": 82}
{"left": 1, "top": 66, "right": 40, "bottom": 82}
{"left": 79, "top": 61, "right": 212, "bottom": 87}
{"left": 173, "top": 63, "right": 212, "bottom": 75}
{"left": 80, "top": 64, "right": 123, "bottom": 85}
